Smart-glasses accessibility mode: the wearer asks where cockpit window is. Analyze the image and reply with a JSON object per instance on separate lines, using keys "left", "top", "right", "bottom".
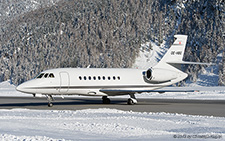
{"left": 44, "top": 73, "right": 49, "bottom": 78}
{"left": 36, "top": 73, "right": 55, "bottom": 79}
{"left": 49, "top": 73, "right": 55, "bottom": 78}
{"left": 36, "top": 73, "right": 44, "bottom": 79}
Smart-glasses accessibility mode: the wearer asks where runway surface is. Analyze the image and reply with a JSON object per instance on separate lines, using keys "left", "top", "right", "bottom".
{"left": 0, "top": 96, "right": 225, "bottom": 117}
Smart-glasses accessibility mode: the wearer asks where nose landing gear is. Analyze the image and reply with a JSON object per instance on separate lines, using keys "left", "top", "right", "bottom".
{"left": 46, "top": 95, "right": 54, "bottom": 107}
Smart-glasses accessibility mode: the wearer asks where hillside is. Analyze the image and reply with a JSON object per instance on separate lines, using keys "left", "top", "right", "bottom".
{"left": 0, "top": 0, "right": 224, "bottom": 85}
{"left": 0, "top": 0, "right": 60, "bottom": 26}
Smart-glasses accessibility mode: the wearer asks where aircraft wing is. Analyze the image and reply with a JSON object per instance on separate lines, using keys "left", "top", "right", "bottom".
{"left": 167, "top": 61, "right": 215, "bottom": 65}
{"left": 100, "top": 88, "right": 196, "bottom": 95}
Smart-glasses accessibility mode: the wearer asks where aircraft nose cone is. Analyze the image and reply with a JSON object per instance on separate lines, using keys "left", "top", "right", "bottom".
{"left": 16, "top": 80, "right": 37, "bottom": 94}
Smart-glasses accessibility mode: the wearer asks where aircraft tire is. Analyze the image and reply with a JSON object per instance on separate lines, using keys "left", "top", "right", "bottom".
{"left": 127, "top": 98, "right": 136, "bottom": 105}
{"left": 102, "top": 98, "right": 111, "bottom": 104}
{"left": 48, "top": 103, "right": 53, "bottom": 107}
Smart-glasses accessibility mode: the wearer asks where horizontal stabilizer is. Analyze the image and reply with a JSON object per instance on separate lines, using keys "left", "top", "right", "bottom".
{"left": 167, "top": 61, "right": 215, "bottom": 65}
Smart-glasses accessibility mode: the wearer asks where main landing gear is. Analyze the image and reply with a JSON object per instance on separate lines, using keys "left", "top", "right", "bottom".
{"left": 127, "top": 94, "right": 137, "bottom": 105}
{"left": 102, "top": 94, "right": 138, "bottom": 105}
{"left": 46, "top": 95, "right": 54, "bottom": 107}
{"left": 102, "top": 96, "right": 111, "bottom": 104}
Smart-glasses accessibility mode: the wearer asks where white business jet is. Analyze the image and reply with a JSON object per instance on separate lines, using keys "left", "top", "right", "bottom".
{"left": 16, "top": 35, "right": 208, "bottom": 107}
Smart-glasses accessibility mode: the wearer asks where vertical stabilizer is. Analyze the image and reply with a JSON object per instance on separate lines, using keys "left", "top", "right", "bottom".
{"left": 154, "top": 35, "right": 188, "bottom": 69}
{"left": 152, "top": 35, "right": 189, "bottom": 83}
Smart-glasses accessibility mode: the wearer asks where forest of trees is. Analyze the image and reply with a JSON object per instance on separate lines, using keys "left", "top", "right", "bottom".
{"left": 0, "top": 0, "right": 224, "bottom": 85}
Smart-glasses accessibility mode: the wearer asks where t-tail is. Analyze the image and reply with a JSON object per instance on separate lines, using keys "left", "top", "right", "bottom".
{"left": 155, "top": 35, "right": 211, "bottom": 70}
{"left": 154, "top": 35, "right": 188, "bottom": 72}
{"left": 157, "top": 35, "right": 187, "bottom": 67}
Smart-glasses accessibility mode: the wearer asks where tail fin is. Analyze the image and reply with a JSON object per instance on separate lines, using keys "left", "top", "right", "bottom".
{"left": 155, "top": 35, "right": 188, "bottom": 70}
{"left": 155, "top": 35, "right": 213, "bottom": 69}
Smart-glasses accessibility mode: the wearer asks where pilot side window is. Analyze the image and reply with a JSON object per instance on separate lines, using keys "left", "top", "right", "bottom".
{"left": 49, "top": 73, "right": 55, "bottom": 78}
{"left": 79, "top": 76, "right": 82, "bottom": 80}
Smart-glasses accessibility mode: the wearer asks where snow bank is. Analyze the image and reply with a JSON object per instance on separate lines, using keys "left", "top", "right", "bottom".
{"left": 0, "top": 134, "right": 66, "bottom": 141}
{"left": 0, "top": 80, "right": 29, "bottom": 97}
{"left": 0, "top": 108, "right": 224, "bottom": 140}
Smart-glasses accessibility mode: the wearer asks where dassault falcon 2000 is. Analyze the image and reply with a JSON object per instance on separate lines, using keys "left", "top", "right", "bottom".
{"left": 16, "top": 35, "right": 209, "bottom": 107}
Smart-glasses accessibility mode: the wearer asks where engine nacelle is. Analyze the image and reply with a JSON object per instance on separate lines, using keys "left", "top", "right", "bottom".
{"left": 144, "top": 68, "right": 178, "bottom": 83}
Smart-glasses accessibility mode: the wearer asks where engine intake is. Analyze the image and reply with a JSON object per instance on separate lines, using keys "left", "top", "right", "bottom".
{"left": 144, "top": 68, "right": 178, "bottom": 83}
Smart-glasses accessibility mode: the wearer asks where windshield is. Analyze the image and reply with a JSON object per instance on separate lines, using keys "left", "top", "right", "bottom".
{"left": 44, "top": 73, "right": 49, "bottom": 78}
{"left": 36, "top": 73, "right": 45, "bottom": 78}
{"left": 36, "top": 73, "right": 55, "bottom": 79}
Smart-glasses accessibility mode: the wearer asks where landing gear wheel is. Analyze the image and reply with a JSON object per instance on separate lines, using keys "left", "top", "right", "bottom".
{"left": 127, "top": 94, "right": 138, "bottom": 105}
{"left": 102, "top": 96, "right": 111, "bottom": 104}
{"left": 127, "top": 98, "right": 137, "bottom": 105}
{"left": 48, "top": 103, "right": 53, "bottom": 107}
{"left": 127, "top": 98, "right": 134, "bottom": 105}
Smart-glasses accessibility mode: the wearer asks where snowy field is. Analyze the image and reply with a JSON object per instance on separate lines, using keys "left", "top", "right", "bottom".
{"left": 0, "top": 108, "right": 224, "bottom": 141}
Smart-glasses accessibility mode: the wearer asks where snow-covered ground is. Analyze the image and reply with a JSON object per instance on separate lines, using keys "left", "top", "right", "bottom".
{"left": 0, "top": 108, "right": 224, "bottom": 141}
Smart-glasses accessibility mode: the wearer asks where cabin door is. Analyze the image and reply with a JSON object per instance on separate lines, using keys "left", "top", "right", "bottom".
{"left": 59, "top": 72, "right": 70, "bottom": 93}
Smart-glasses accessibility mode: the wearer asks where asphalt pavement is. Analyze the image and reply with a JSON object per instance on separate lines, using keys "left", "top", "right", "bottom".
{"left": 0, "top": 97, "right": 225, "bottom": 117}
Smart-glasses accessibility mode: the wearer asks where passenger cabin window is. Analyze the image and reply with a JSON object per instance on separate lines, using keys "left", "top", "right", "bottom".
{"left": 78, "top": 75, "right": 121, "bottom": 81}
{"left": 36, "top": 73, "right": 44, "bottom": 79}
